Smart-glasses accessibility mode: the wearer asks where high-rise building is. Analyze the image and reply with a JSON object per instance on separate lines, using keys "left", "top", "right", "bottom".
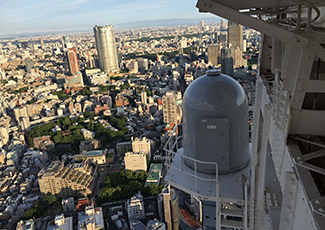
{"left": 234, "top": 47, "right": 244, "bottom": 68}
{"left": 220, "top": 19, "right": 227, "bottom": 31}
{"left": 14, "top": 107, "right": 28, "bottom": 123}
{"left": 0, "top": 126, "right": 9, "bottom": 147}
{"left": 162, "top": 91, "right": 182, "bottom": 126}
{"left": 219, "top": 32, "right": 227, "bottom": 44}
{"left": 20, "top": 117, "right": 30, "bottom": 131}
{"left": 228, "top": 21, "right": 243, "bottom": 49}
{"left": 63, "top": 36, "right": 69, "bottom": 44}
{"left": 25, "top": 59, "right": 34, "bottom": 73}
{"left": 162, "top": 185, "right": 179, "bottom": 230}
{"left": 208, "top": 44, "right": 220, "bottom": 65}
{"left": 67, "top": 48, "right": 80, "bottom": 75}
{"left": 138, "top": 58, "right": 148, "bottom": 72}
{"left": 21, "top": 42, "right": 28, "bottom": 49}
{"left": 242, "top": 39, "right": 247, "bottom": 52}
{"left": 124, "top": 152, "right": 147, "bottom": 171}
{"left": 221, "top": 47, "right": 234, "bottom": 76}
{"left": 40, "top": 37, "right": 45, "bottom": 50}
{"left": 93, "top": 25, "right": 119, "bottom": 73}
{"left": 38, "top": 161, "right": 95, "bottom": 198}
{"left": 200, "top": 20, "right": 204, "bottom": 30}
{"left": 62, "top": 36, "right": 70, "bottom": 48}
{"left": 127, "top": 192, "right": 146, "bottom": 221}
{"left": 131, "top": 137, "right": 154, "bottom": 159}
{"left": 180, "top": 38, "right": 187, "bottom": 48}
{"left": 140, "top": 91, "right": 147, "bottom": 105}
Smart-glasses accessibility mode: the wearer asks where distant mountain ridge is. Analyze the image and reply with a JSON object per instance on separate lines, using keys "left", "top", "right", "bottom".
{"left": 0, "top": 17, "right": 222, "bottom": 39}
{"left": 115, "top": 17, "right": 221, "bottom": 29}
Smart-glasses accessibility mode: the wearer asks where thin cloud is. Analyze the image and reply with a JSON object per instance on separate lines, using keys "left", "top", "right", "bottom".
{"left": 0, "top": 0, "right": 209, "bottom": 37}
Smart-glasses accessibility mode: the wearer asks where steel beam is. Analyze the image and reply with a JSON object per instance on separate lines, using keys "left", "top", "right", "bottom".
{"left": 196, "top": 0, "right": 325, "bottom": 62}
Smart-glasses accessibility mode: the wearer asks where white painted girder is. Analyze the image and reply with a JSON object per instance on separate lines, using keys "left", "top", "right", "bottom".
{"left": 196, "top": 0, "right": 325, "bottom": 62}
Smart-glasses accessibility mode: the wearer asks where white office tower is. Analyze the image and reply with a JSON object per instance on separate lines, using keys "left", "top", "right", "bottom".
{"left": 141, "top": 91, "right": 147, "bottom": 105}
{"left": 165, "top": 69, "right": 250, "bottom": 230}
{"left": 93, "top": 25, "right": 119, "bottom": 73}
{"left": 195, "top": 0, "right": 325, "bottom": 229}
{"left": 161, "top": 185, "right": 180, "bottom": 230}
{"left": 127, "top": 192, "right": 146, "bottom": 221}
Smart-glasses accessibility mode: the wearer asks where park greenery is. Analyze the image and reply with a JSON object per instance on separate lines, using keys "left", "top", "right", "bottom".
{"left": 8, "top": 86, "right": 29, "bottom": 94}
{"left": 124, "top": 51, "right": 179, "bottom": 62}
{"left": 129, "top": 32, "right": 215, "bottom": 43}
{"left": 21, "top": 195, "right": 57, "bottom": 220}
{"left": 98, "top": 169, "right": 164, "bottom": 204}
{"left": 53, "top": 90, "right": 70, "bottom": 100}
{"left": 27, "top": 114, "right": 129, "bottom": 155}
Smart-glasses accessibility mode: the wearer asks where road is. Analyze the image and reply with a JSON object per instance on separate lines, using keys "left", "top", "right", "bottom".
{"left": 92, "top": 165, "right": 109, "bottom": 197}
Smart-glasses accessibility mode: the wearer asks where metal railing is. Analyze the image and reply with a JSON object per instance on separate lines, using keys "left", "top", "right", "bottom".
{"left": 163, "top": 123, "right": 219, "bottom": 199}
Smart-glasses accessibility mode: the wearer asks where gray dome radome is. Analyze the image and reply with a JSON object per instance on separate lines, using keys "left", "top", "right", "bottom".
{"left": 182, "top": 70, "right": 249, "bottom": 174}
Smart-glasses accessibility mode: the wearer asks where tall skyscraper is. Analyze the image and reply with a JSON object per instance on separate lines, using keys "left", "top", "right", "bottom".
{"left": 40, "top": 37, "right": 45, "bottom": 50}
{"left": 66, "top": 48, "right": 79, "bottom": 75}
{"left": 234, "top": 47, "right": 244, "bottom": 68}
{"left": 93, "top": 25, "right": 119, "bottom": 73}
{"left": 208, "top": 44, "right": 220, "bottom": 66}
{"left": 63, "top": 36, "right": 69, "bottom": 44}
{"left": 221, "top": 47, "right": 234, "bottom": 76}
{"left": 140, "top": 91, "right": 147, "bottom": 105}
{"left": 162, "top": 185, "right": 180, "bottom": 230}
{"left": 25, "top": 59, "right": 34, "bottom": 73}
{"left": 0, "top": 126, "right": 9, "bottom": 147}
{"left": 21, "top": 42, "right": 28, "bottom": 49}
{"left": 162, "top": 91, "right": 182, "bottom": 126}
{"left": 228, "top": 21, "right": 243, "bottom": 49}
{"left": 200, "top": 20, "right": 204, "bottom": 30}
{"left": 138, "top": 58, "right": 149, "bottom": 72}
{"left": 220, "top": 19, "right": 227, "bottom": 31}
{"left": 242, "top": 39, "right": 247, "bottom": 52}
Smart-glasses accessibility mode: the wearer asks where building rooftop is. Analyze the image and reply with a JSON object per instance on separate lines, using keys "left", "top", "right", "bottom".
{"left": 130, "top": 220, "right": 146, "bottom": 230}
{"left": 78, "top": 205, "right": 104, "bottom": 230}
{"left": 47, "top": 214, "right": 73, "bottom": 230}
{"left": 145, "top": 163, "right": 162, "bottom": 187}
{"left": 86, "top": 150, "right": 104, "bottom": 157}
{"left": 16, "top": 219, "right": 34, "bottom": 230}
{"left": 147, "top": 219, "right": 166, "bottom": 230}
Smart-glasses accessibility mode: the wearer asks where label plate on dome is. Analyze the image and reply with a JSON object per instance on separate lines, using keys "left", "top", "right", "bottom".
{"left": 195, "top": 118, "right": 230, "bottom": 171}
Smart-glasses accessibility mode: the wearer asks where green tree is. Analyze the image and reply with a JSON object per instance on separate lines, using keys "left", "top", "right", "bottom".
{"left": 53, "top": 133, "right": 62, "bottom": 143}
{"left": 138, "top": 170, "right": 148, "bottom": 181}
{"left": 121, "top": 83, "right": 130, "bottom": 90}
{"left": 43, "top": 194, "right": 56, "bottom": 205}
{"left": 61, "top": 116, "right": 71, "bottom": 126}
{"left": 84, "top": 111, "right": 95, "bottom": 121}
{"left": 21, "top": 208, "right": 35, "bottom": 220}
{"left": 125, "top": 170, "right": 134, "bottom": 180}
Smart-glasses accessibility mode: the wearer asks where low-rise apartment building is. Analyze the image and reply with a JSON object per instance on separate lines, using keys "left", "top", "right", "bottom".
{"left": 38, "top": 161, "right": 95, "bottom": 198}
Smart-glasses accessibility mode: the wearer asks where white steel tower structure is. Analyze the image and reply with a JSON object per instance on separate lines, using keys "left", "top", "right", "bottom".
{"left": 165, "top": 69, "right": 250, "bottom": 230}
{"left": 93, "top": 25, "right": 119, "bottom": 73}
{"left": 165, "top": 0, "right": 325, "bottom": 229}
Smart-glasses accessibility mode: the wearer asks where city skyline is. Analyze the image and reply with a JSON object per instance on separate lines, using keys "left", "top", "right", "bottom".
{"left": 0, "top": 0, "right": 220, "bottom": 38}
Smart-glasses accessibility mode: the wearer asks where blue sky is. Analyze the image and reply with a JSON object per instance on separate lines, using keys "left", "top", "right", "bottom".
{"left": 0, "top": 0, "right": 218, "bottom": 38}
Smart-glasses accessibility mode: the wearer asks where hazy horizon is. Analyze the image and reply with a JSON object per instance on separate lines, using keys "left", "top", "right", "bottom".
{"left": 0, "top": 0, "right": 221, "bottom": 39}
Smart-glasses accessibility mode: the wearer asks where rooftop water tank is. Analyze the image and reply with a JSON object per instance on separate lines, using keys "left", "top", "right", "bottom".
{"left": 182, "top": 69, "right": 249, "bottom": 174}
